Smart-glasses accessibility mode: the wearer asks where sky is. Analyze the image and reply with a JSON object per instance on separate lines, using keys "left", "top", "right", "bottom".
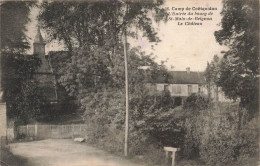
{"left": 26, "top": 0, "right": 226, "bottom": 72}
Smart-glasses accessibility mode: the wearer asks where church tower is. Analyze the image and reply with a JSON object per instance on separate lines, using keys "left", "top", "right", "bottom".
{"left": 33, "top": 26, "right": 58, "bottom": 102}
{"left": 33, "top": 27, "right": 50, "bottom": 73}
{"left": 33, "top": 26, "right": 45, "bottom": 55}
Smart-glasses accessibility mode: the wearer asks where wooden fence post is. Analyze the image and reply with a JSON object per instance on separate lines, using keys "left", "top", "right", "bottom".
{"left": 34, "top": 123, "right": 38, "bottom": 139}
{"left": 71, "top": 124, "right": 74, "bottom": 139}
{"left": 26, "top": 125, "right": 29, "bottom": 137}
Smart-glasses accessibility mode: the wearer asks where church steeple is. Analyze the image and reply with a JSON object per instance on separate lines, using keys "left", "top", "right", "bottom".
{"left": 33, "top": 26, "right": 45, "bottom": 55}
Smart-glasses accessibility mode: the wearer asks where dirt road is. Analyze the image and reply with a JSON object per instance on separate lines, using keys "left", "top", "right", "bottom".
{"left": 8, "top": 139, "right": 149, "bottom": 166}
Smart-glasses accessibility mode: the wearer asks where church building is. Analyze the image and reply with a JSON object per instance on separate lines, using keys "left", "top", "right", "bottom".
{"left": 33, "top": 27, "right": 58, "bottom": 103}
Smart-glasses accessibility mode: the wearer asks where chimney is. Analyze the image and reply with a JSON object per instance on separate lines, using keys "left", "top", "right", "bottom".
{"left": 186, "top": 67, "right": 190, "bottom": 74}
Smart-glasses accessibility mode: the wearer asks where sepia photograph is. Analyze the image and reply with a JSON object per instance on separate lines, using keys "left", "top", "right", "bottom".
{"left": 0, "top": 0, "right": 259, "bottom": 165}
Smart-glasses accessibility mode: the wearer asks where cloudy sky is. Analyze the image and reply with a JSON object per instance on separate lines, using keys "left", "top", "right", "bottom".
{"left": 26, "top": 0, "right": 226, "bottom": 72}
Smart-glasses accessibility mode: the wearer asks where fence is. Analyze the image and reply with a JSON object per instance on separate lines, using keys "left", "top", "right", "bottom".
{"left": 7, "top": 128, "right": 14, "bottom": 142}
{"left": 9, "top": 124, "right": 88, "bottom": 141}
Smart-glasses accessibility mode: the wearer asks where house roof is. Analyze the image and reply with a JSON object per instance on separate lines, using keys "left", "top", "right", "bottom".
{"left": 147, "top": 71, "right": 206, "bottom": 84}
{"left": 167, "top": 71, "right": 206, "bottom": 84}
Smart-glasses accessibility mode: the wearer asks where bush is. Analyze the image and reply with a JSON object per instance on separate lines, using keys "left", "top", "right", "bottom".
{"left": 183, "top": 94, "right": 210, "bottom": 112}
{"left": 83, "top": 90, "right": 182, "bottom": 158}
{"left": 142, "top": 144, "right": 165, "bottom": 164}
{"left": 198, "top": 108, "right": 238, "bottom": 165}
{"left": 235, "top": 117, "right": 259, "bottom": 166}
{"left": 182, "top": 102, "right": 259, "bottom": 166}
{"left": 181, "top": 95, "right": 210, "bottom": 159}
{"left": 129, "top": 91, "right": 182, "bottom": 149}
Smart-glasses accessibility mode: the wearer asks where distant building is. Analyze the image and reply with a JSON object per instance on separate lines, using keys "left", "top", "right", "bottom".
{"left": 146, "top": 67, "right": 205, "bottom": 105}
{"left": 32, "top": 28, "right": 77, "bottom": 114}
{"left": 32, "top": 27, "right": 58, "bottom": 103}
{"left": 145, "top": 67, "right": 232, "bottom": 105}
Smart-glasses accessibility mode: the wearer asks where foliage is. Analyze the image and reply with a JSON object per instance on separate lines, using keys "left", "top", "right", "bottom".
{"left": 141, "top": 144, "right": 165, "bottom": 164}
{"left": 180, "top": 95, "right": 210, "bottom": 159}
{"left": 39, "top": 0, "right": 169, "bottom": 110}
{"left": 0, "top": 1, "right": 35, "bottom": 53}
{"left": 39, "top": 1, "right": 175, "bottom": 161}
{"left": 182, "top": 102, "right": 259, "bottom": 165}
{"left": 214, "top": 0, "right": 259, "bottom": 115}
{"left": 198, "top": 108, "right": 239, "bottom": 165}
{"left": 129, "top": 91, "right": 182, "bottom": 147}
{"left": 204, "top": 55, "right": 220, "bottom": 99}
{"left": 82, "top": 90, "right": 181, "bottom": 157}
{"left": 38, "top": 1, "right": 167, "bottom": 51}
{"left": 0, "top": 1, "right": 48, "bottom": 124}
{"left": 2, "top": 53, "right": 44, "bottom": 124}
{"left": 183, "top": 94, "right": 210, "bottom": 113}
{"left": 199, "top": 107, "right": 259, "bottom": 165}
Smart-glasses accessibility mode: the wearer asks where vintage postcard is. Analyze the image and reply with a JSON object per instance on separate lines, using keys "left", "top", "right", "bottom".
{"left": 0, "top": 0, "right": 259, "bottom": 166}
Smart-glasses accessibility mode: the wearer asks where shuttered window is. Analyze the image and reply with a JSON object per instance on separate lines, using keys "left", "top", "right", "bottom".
{"left": 172, "top": 85, "right": 181, "bottom": 94}
{"left": 177, "top": 85, "right": 181, "bottom": 94}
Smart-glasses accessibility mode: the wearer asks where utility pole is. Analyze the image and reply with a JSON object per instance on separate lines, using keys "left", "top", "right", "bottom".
{"left": 123, "top": 24, "right": 129, "bottom": 157}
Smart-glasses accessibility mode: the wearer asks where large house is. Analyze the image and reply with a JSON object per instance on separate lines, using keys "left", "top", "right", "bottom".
{"left": 145, "top": 67, "right": 231, "bottom": 105}
{"left": 146, "top": 67, "right": 206, "bottom": 105}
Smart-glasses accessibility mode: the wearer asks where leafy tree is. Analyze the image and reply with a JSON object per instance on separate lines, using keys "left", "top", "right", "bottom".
{"left": 39, "top": 1, "right": 169, "bottom": 103}
{"left": 1, "top": 2, "right": 44, "bottom": 124}
{"left": 38, "top": 1, "right": 168, "bottom": 102}
{"left": 38, "top": 1, "right": 167, "bottom": 51}
{"left": 204, "top": 55, "right": 220, "bottom": 100}
{"left": 214, "top": 0, "right": 259, "bottom": 116}
{"left": 2, "top": 53, "right": 43, "bottom": 124}
{"left": 0, "top": 1, "right": 35, "bottom": 53}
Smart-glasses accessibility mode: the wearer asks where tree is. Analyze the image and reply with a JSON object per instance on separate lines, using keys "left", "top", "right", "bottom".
{"left": 214, "top": 0, "right": 259, "bottom": 116}
{"left": 38, "top": 1, "right": 168, "bottom": 101}
{"left": 0, "top": 2, "right": 35, "bottom": 53}
{"left": 204, "top": 55, "right": 220, "bottom": 100}
{"left": 38, "top": 1, "right": 167, "bottom": 51}
{"left": 1, "top": 2, "right": 44, "bottom": 124}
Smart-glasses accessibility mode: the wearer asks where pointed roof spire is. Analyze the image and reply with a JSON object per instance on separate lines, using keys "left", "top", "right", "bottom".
{"left": 34, "top": 26, "right": 45, "bottom": 44}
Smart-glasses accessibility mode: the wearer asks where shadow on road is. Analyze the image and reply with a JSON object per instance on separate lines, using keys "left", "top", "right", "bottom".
{"left": 1, "top": 147, "right": 30, "bottom": 166}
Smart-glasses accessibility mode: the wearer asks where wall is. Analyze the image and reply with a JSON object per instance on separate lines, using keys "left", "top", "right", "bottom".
{"left": 156, "top": 84, "right": 199, "bottom": 97}
{"left": 146, "top": 83, "right": 201, "bottom": 97}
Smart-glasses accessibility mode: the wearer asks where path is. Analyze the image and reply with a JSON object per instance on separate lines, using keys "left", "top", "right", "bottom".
{"left": 8, "top": 139, "right": 149, "bottom": 166}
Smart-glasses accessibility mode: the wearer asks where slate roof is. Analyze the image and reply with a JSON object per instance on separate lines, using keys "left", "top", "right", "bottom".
{"left": 167, "top": 71, "right": 206, "bottom": 84}
{"left": 147, "top": 71, "right": 206, "bottom": 84}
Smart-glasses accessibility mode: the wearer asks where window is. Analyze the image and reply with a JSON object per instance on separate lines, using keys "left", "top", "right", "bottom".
{"left": 177, "top": 85, "right": 181, "bottom": 94}
{"left": 172, "top": 85, "right": 181, "bottom": 94}
{"left": 188, "top": 85, "right": 192, "bottom": 95}
{"left": 157, "top": 84, "right": 164, "bottom": 91}
{"left": 172, "top": 86, "right": 177, "bottom": 93}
